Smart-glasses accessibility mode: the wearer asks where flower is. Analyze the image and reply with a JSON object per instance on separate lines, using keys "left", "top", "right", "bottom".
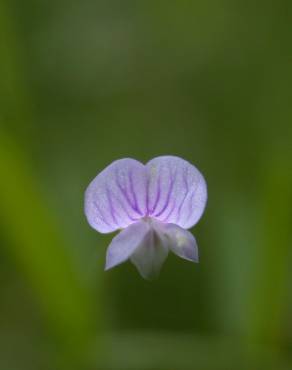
{"left": 84, "top": 156, "right": 207, "bottom": 279}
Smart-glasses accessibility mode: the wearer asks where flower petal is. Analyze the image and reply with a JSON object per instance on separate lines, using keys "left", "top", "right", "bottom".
{"left": 130, "top": 227, "right": 168, "bottom": 280}
{"left": 163, "top": 223, "right": 198, "bottom": 262}
{"left": 146, "top": 156, "right": 207, "bottom": 229}
{"left": 85, "top": 158, "right": 147, "bottom": 233}
{"left": 105, "top": 221, "right": 151, "bottom": 270}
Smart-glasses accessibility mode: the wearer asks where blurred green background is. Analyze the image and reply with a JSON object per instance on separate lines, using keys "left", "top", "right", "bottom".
{"left": 0, "top": 1, "right": 291, "bottom": 369}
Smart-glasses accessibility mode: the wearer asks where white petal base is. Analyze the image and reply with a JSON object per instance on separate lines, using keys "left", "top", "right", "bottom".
{"left": 105, "top": 218, "right": 199, "bottom": 279}
{"left": 105, "top": 221, "right": 150, "bottom": 270}
{"left": 130, "top": 227, "right": 168, "bottom": 280}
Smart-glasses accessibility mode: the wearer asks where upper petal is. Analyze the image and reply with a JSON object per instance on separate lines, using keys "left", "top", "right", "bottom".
{"left": 85, "top": 158, "right": 147, "bottom": 233}
{"left": 146, "top": 156, "right": 207, "bottom": 229}
{"left": 105, "top": 220, "right": 151, "bottom": 270}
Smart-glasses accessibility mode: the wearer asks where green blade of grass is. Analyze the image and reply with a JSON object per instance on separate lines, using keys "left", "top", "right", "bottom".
{"left": 0, "top": 132, "right": 99, "bottom": 367}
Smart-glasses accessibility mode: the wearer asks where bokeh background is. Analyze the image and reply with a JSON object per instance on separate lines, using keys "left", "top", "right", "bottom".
{"left": 1, "top": 1, "right": 291, "bottom": 369}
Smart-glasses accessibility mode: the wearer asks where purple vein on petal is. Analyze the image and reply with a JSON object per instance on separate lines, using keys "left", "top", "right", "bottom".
{"left": 149, "top": 173, "right": 161, "bottom": 214}
{"left": 115, "top": 170, "right": 141, "bottom": 215}
{"left": 154, "top": 167, "right": 177, "bottom": 217}
{"left": 176, "top": 167, "right": 189, "bottom": 222}
{"left": 106, "top": 187, "right": 119, "bottom": 226}
{"left": 93, "top": 201, "right": 112, "bottom": 227}
{"left": 182, "top": 175, "right": 202, "bottom": 224}
{"left": 128, "top": 170, "right": 142, "bottom": 215}
{"left": 145, "top": 176, "right": 150, "bottom": 216}
{"left": 115, "top": 173, "right": 134, "bottom": 207}
{"left": 186, "top": 191, "right": 195, "bottom": 222}
{"left": 161, "top": 200, "right": 176, "bottom": 222}
{"left": 110, "top": 190, "right": 139, "bottom": 222}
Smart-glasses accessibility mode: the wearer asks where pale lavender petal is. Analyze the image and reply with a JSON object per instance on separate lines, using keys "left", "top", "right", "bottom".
{"left": 130, "top": 226, "right": 168, "bottom": 280}
{"left": 105, "top": 221, "right": 150, "bottom": 270}
{"left": 146, "top": 156, "right": 207, "bottom": 229}
{"left": 162, "top": 223, "right": 198, "bottom": 262}
{"left": 85, "top": 158, "right": 147, "bottom": 233}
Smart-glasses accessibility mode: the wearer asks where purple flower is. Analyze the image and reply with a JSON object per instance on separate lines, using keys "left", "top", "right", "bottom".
{"left": 84, "top": 156, "right": 207, "bottom": 279}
